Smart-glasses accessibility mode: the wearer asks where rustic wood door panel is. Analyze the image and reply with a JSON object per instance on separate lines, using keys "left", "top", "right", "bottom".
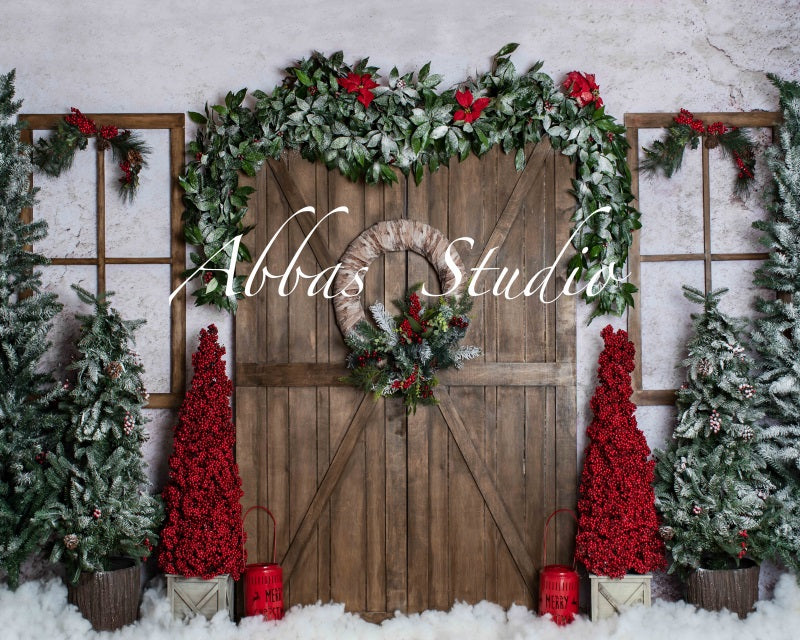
{"left": 236, "top": 143, "right": 577, "bottom": 618}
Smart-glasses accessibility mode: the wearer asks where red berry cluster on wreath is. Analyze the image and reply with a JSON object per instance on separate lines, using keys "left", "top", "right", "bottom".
{"left": 575, "top": 325, "right": 666, "bottom": 578}
{"left": 99, "top": 125, "right": 119, "bottom": 139}
{"left": 674, "top": 108, "right": 705, "bottom": 133}
{"left": 400, "top": 318, "right": 423, "bottom": 344}
{"left": 158, "top": 324, "right": 246, "bottom": 580}
{"left": 734, "top": 152, "right": 754, "bottom": 179}
{"left": 357, "top": 349, "right": 379, "bottom": 367}
{"left": 449, "top": 317, "right": 469, "bottom": 329}
{"left": 203, "top": 270, "right": 214, "bottom": 284}
{"left": 392, "top": 364, "right": 419, "bottom": 390}
{"left": 119, "top": 160, "right": 133, "bottom": 185}
{"left": 705, "top": 121, "right": 729, "bottom": 136}
{"left": 65, "top": 107, "right": 97, "bottom": 135}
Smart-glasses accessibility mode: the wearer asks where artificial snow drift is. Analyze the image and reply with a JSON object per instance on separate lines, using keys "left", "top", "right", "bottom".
{"left": 2, "top": 575, "right": 800, "bottom": 640}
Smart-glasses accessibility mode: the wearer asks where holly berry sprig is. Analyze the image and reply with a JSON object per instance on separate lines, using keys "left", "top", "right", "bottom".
{"left": 342, "top": 287, "right": 480, "bottom": 413}
{"left": 32, "top": 108, "right": 151, "bottom": 202}
{"left": 640, "top": 108, "right": 757, "bottom": 198}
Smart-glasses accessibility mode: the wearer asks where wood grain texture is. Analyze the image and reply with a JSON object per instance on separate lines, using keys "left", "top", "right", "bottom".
{"left": 624, "top": 112, "right": 781, "bottom": 128}
{"left": 686, "top": 561, "right": 759, "bottom": 619}
{"left": 236, "top": 362, "right": 574, "bottom": 387}
{"left": 235, "top": 146, "right": 576, "bottom": 617}
{"left": 67, "top": 559, "right": 140, "bottom": 631}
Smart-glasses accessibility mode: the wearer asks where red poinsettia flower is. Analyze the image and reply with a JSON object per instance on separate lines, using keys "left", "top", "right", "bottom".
{"left": 337, "top": 72, "right": 379, "bottom": 108}
{"left": 453, "top": 89, "right": 490, "bottom": 124}
{"left": 563, "top": 71, "right": 603, "bottom": 108}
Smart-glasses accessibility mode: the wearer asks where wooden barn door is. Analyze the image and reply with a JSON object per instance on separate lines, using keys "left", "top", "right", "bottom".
{"left": 235, "top": 141, "right": 577, "bottom": 619}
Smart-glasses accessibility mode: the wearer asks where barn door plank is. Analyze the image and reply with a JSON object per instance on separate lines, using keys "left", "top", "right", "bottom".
{"left": 328, "top": 173, "right": 367, "bottom": 610}
{"left": 364, "top": 180, "right": 387, "bottom": 613}
{"left": 436, "top": 393, "right": 536, "bottom": 594}
{"left": 281, "top": 393, "right": 378, "bottom": 580}
{"left": 287, "top": 155, "right": 320, "bottom": 603}
{"left": 474, "top": 140, "right": 552, "bottom": 271}
{"left": 447, "top": 152, "right": 486, "bottom": 603}
{"left": 553, "top": 152, "right": 578, "bottom": 562}
{"left": 495, "top": 147, "right": 533, "bottom": 605}
{"left": 267, "top": 158, "right": 336, "bottom": 270}
{"left": 383, "top": 174, "right": 408, "bottom": 612}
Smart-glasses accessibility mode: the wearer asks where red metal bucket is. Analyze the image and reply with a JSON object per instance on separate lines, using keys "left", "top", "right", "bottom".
{"left": 243, "top": 506, "right": 284, "bottom": 620}
{"left": 539, "top": 508, "right": 579, "bottom": 625}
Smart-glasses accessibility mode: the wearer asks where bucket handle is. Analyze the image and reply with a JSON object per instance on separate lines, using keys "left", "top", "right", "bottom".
{"left": 542, "top": 508, "right": 578, "bottom": 570}
{"left": 244, "top": 506, "right": 277, "bottom": 564}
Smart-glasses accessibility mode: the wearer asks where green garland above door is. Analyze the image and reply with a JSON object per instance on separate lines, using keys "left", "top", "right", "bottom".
{"left": 181, "top": 43, "right": 640, "bottom": 319}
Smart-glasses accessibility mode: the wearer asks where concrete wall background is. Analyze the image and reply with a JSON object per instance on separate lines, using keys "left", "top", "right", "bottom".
{"left": 3, "top": 0, "right": 799, "bottom": 599}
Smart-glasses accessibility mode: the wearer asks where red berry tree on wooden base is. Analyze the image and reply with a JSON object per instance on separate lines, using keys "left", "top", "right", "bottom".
{"left": 575, "top": 326, "right": 665, "bottom": 578}
{"left": 159, "top": 325, "right": 245, "bottom": 579}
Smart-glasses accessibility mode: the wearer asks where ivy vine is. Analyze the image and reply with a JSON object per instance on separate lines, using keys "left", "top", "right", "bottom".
{"left": 181, "top": 43, "right": 640, "bottom": 319}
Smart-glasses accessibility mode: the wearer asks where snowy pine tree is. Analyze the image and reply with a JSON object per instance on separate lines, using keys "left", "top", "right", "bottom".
{"left": 37, "top": 287, "right": 162, "bottom": 583}
{"left": 0, "top": 70, "right": 64, "bottom": 587}
{"left": 750, "top": 74, "right": 800, "bottom": 572}
{"left": 655, "top": 287, "right": 773, "bottom": 575}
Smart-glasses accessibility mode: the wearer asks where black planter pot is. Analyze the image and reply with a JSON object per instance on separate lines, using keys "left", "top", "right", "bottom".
{"left": 67, "top": 557, "right": 141, "bottom": 631}
{"left": 685, "top": 558, "right": 759, "bottom": 619}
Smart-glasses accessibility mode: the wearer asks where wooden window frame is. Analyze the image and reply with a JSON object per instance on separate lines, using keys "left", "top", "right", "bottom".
{"left": 625, "top": 111, "right": 782, "bottom": 406}
{"left": 20, "top": 113, "right": 186, "bottom": 409}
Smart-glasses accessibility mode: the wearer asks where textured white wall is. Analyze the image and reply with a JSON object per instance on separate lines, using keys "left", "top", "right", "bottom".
{"left": 3, "top": 0, "right": 799, "bottom": 596}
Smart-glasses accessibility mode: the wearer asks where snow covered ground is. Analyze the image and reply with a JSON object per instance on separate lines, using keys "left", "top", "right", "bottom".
{"left": 1, "top": 574, "right": 799, "bottom": 640}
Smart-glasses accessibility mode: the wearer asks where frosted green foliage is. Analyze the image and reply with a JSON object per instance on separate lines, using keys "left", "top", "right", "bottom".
{"left": 0, "top": 70, "right": 64, "bottom": 587}
{"left": 750, "top": 75, "right": 800, "bottom": 575}
{"left": 655, "top": 287, "right": 774, "bottom": 575}
{"left": 35, "top": 287, "right": 162, "bottom": 584}
{"left": 752, "top": 75, "right": 800, "bottom": 474}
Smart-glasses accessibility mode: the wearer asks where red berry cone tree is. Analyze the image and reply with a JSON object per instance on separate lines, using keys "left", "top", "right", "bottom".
{"left": 159, "top": 324, "right": 245, "bottom": 579}
{"left": 575, "top": 325, "right": 666, "bottom": 578}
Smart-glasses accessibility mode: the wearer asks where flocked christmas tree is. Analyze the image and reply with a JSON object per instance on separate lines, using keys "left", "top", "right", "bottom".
{"left": 654, "top": 287, "right": 773, "bottom": 575}
{"left": 0, "top": 70, "right": 64, "bottom": 587}
{"left": 38, "top": 286, "right": 162, "bottom": 583}
{"left": 575, "top": 325, "right": 665, "bottom": 578}
{"left": 749, "top": 74, "right": 800, "bottom": 572}
{"left": 158, "top": 324, "right": 245, "bottom": 580}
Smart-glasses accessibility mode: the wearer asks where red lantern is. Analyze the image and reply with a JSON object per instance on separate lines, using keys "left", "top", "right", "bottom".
{"left": 243, "top": 506, "right": 284, "bottom": 620}
{"left": 539, "top": 508, "right": 580, "bottom": 625}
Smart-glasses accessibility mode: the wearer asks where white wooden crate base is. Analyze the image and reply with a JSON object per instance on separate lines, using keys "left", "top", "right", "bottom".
{"left": 589, "top": 573, "right": 652, "bottom": 620}
{"left": 166, "top": 574, "right": 234, "bottom": 621}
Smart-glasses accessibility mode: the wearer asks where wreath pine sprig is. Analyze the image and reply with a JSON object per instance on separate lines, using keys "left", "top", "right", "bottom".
{"left": 343, "top": 287, "right": 480, "bottom": 413}
{"left": 31, "top": 108, "right": 151, "bottom": 202}
{"left": 640, "top": 108, "right": 757, "bottom": 198}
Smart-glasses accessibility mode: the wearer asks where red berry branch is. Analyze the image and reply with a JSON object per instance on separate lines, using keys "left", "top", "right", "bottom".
{"left": 641, "top": 108, "right": 757, "bottom": 198}
{"left": 32, "top": 108, "right": 150, "bottom": 202}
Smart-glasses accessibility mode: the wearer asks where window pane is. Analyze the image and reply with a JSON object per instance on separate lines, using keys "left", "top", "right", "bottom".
{"left": 711, "top": 259, "right": 767, "bottom": 318}
{"left": 32, "top": 131, "right": 97, "bottom": 258}
{"left": 709, "top": 128, "right": 772, "bottom": 254}
{"left": 638, "top": 128, "right": 704, "bottom": 255}
{"left": 640, "top": 260, "right": 704, "bottom": 389}
{"left": 38, "top": 265, "right": 98, "bottom": 381}
{"left": 105, "top": 129, "right": 171, "bottom": 258}
{"left": 106, "top": 263, "right": 172, "bottom": 394}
